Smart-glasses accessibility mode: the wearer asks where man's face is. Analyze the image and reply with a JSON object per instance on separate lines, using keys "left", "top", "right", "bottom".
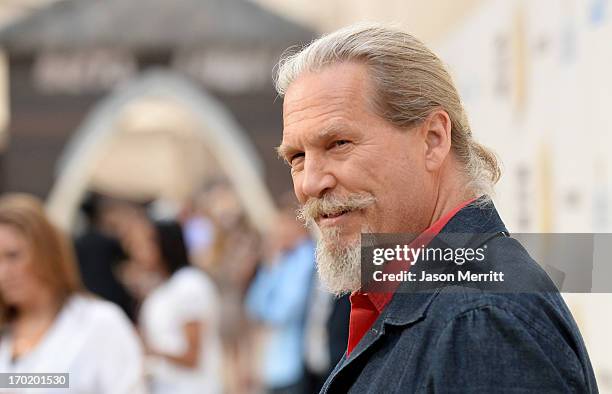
{"left": 279, "top": 62, "right": 434, "bottom": 294}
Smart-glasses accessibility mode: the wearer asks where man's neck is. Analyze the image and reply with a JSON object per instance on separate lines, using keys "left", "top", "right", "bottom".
{"left": 427, "top": 166, "right": 478, "bottom": 227}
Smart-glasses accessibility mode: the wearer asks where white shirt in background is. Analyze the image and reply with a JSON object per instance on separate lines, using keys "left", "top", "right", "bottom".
{"left": 139, "top": 266, "right": 222, "bottom": 394}
{"left": 0, "top": 294, "right": 147, "bottom": 394}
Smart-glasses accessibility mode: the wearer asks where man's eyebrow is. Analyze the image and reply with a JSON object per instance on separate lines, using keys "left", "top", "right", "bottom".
{"left": 275, "top": 144, "right": 291, "bottom": 160}
{"left": 318, "top": 122, "right": 349, "bottom": 139}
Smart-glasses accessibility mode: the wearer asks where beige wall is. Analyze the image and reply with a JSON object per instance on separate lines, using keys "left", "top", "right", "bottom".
{"left": 251, "top": 0, "right": 484, "bottom": 44}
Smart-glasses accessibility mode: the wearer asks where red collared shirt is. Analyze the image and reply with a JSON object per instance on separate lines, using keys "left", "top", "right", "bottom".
{"left": 346, "top": 198, "right": 477, "bottom": 355}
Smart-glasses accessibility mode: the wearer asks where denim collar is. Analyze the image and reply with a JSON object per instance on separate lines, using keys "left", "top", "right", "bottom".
{"left": 342, "top": 196, "right": 509, "bottom": 364}
{"left": 381, "top": 196, "right": 508, "bottom": 327}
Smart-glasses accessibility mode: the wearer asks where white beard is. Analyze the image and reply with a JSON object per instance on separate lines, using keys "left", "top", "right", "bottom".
{"left": 297, "top": 192, "right": 376, "bottom": 296}
{"left": 314, "top": 226, "right": 362, "bottom": 296}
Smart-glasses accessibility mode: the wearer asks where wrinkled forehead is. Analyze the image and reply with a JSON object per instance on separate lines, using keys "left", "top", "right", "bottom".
{"left": 286, "top": 63, "right": 375, "bottom": 111}
{"left": 281, "top": 63, "right": 377, "bottom": 140}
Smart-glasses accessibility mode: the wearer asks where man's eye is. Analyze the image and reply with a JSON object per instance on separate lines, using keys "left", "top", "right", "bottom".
{"left": 332, "top": 140, "right": 351, "bottom": 148}
{"left": 289, "top": 152, "right": 305, "bottom": 165}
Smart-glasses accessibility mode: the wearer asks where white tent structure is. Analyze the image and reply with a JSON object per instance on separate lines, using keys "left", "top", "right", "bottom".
{"left": 47, "top": 70, "right": 276, "bottom": 233}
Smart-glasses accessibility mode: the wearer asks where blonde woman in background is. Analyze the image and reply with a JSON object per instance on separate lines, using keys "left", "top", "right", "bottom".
{"left": 0, "top": 193, "right": 147, "bottom": 394}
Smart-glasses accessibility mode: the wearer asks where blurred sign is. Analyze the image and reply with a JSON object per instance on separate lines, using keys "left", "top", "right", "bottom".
{"left": 33, "top": 49, "right": 137, "bottom": 94}
{"left": 173, "top": 49, "right": 275, "bottom": 93}
{"left": 32, "top": 47, "right": 276, "bottom": 95}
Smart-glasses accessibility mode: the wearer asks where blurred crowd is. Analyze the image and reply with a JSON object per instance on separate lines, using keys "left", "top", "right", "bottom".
{"left": 0, "top": 182, "right": 350, "bottom": 394}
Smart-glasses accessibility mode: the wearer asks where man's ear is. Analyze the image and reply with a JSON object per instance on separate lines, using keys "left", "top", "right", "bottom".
{"left": 419, "top": 109, "right": 452, "bottom": 172}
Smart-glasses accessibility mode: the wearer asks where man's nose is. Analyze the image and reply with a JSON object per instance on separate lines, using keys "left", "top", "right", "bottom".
{"left": 299, "top": 155, "right": 337, "bottom": 199}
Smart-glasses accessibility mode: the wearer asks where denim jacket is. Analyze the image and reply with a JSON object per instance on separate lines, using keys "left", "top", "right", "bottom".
{"left": 320, "top": 199, "right": 598, "bottom": 393}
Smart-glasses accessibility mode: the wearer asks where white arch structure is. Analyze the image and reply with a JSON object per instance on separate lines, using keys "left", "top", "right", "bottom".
{"left": 47, "top": 69, "right": 277, "bottom": 233}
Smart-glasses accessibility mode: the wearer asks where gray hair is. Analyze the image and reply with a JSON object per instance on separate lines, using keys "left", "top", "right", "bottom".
{"left": 275, "top": 23, "right": 501, "bottom": 197}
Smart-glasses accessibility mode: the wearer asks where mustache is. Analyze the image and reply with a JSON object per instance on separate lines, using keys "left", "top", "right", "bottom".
{"left": 297, "top": 192, "right": 376, "bottom": 225}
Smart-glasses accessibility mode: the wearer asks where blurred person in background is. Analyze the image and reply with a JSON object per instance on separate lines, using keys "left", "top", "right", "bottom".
{"left": 0, "top": 193, "right": 146, "bottom": 394}
{"left": 179, "top": 197, "right": 215, "bottom": 268}
{"left": 302, "top": 283, "right": 350, "bottom": 393}
{"left": 74, "top": 191, "right": 137, "bottom": 321}
{"left": 246, "top": 195, "right": 315, "bottom": 394}
{"left": 137, "top": 220, "right": 223, "bottom": 394}
{"left": 195, "top": 180, "right": 262, "bottom": 394}
{"left": 118, "top": 211, "right": 168, "bottom": 302}
{"left": 177, "top": 190, "right": 221, "bottom": 290}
